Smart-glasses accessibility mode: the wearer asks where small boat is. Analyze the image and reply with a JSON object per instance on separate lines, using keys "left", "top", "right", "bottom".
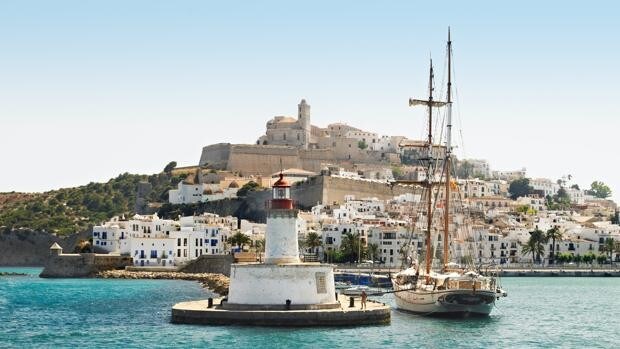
{"left": 342, "top": 285, "right": 370, "bottom": 296}
{"left": 335, "top": 281, "right": 352, "bottom": 290}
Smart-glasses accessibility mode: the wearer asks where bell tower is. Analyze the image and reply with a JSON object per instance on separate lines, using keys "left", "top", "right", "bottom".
{"left": 298, "top": 99, "right": 311, "bottom": 149}
{"left": 264, "top": 173, "right": 300, "bottom": 264}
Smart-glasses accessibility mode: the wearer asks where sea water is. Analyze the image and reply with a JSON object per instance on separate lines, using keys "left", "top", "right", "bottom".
{"left": 1, "top": 267, "right": 618, "bottom": 348}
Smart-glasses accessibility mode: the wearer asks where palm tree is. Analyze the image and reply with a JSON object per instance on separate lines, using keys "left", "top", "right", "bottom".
{"left": 546, "top": 227, "right": 563, "bottom": 265}
{"left": 521, "top": 229, "right": 547, "bottom": 265}
{"left": 305, "top": 232, "right": 323, "bottom": 258}
{"left": 603, "top": 238, "right": 615, "bottom": 264}
{"left": 253, "top": 238, "right": 265, "bottom": 262}
{"left": 367, "top": 243, "right": 379, "bottom": 262}
{"left": 340, "top": 232, "right": 363, "bottom": 263}
{"left": 228, "top": 231, "right": 251, "bottom": 251}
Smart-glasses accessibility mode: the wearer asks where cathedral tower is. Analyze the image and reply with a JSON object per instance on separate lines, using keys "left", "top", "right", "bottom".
{"left": 298, "top": 99, "right": 311, "bottom": 149}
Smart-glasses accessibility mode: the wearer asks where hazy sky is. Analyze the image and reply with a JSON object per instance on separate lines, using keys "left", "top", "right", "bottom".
{"left": 1, "top": 1, "right": 618, "bottom": 201}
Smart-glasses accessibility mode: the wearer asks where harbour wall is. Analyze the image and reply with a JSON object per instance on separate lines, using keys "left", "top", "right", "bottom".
{"left": 40, "top": 253, "right": 133, "bottom": 278}
{"left": 179, "top": 255, "right": 234, "bottom": 276}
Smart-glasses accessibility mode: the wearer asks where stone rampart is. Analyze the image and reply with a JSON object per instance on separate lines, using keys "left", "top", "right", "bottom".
{"left": 320, "top": 176, "right": 412, "bottom": 205}
{"left": 178, "top": 255, "right": 234, "bottom": 276}
{"left": 40, "top": 253, "right": 132, "bottom": 278}
{"left": 199, "top": 142, "right": 399, "bottom": 176}
{"left": 227, "top": 145, "right": 300, "bottom": 175}
{"left": 199, "top": 143, "right": 232, "bottom": 169}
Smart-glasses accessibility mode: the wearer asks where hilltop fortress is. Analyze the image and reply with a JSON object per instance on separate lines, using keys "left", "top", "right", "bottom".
{"left": 199, "top": 99, "right": 407, "bottom": 175}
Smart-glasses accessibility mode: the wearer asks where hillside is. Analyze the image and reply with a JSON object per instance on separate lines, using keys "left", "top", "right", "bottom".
{"left": 0, "top": 163, "right": 184, "bottom": 235}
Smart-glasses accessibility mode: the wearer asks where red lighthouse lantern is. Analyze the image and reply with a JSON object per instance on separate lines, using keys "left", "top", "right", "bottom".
{"left": 271, "top": 173, "right": 293, "bottom": 210}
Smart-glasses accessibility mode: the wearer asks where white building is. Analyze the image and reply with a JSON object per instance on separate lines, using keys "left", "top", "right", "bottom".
{"left": 93, "top": 213, "right": 237, "bottom": 268}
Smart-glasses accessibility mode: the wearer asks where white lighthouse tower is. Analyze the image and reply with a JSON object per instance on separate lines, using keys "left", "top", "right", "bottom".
{"left": 226, "top": 173, "right": 337, "bottom": 307}
{"left": 264, "top": 173, "right": 300, "bottom": 264}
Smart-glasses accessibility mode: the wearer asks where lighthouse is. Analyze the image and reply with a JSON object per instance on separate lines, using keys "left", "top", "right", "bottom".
{"left": 264, "top": 173, "right": 300, "bottom": 264}
{"left": 172, "top": 171, "right": 391, "bottom": 325}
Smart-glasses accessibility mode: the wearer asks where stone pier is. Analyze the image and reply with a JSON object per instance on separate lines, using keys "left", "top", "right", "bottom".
{"left": 171, "top": 294, "right": 390, "bottom": 326}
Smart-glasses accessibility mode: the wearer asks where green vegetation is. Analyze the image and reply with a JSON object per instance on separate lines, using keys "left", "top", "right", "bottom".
{"left": 391, "top": 166, "right": 404, "bottom": 180}
{"left": 305, "top": 231, "right": 322, "bottom": 257}
{"left": 228, "top": 231, "right": 251, "bottom": 251}
{"left": 237, "top": 181, "right": 261, "bottom": 197}
{"left": 521, "top": 228, "right": 546, "bottom": 264}
{"left": 0, "top": 162, "right": 183, "bottom": 235}
{"left": 589, "top": 181, "right": 612, "bottom": 199}
{"left": 546, "top": 188, "right": 572, "bottom": 210}
{"left": 516, "top": 204, "right": 537, "bottom": 215}
{"left": 546, "top": 227, "right": 563, "bottom": 265}
{"left": 508, "top": 178, "right": 533, "bottom": 200}
{"left": 456, "top": 160, "right": 474, "bottom": 179}
{"left": 357, "top": 140, "right": 368, "bottom": 150}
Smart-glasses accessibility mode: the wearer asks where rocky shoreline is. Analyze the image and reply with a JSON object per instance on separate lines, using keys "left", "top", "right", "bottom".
{"left": 97, "top": 270, "right": 230, "bottom": 295}
{"left": 0, "top": 272, "right": 29, "bottom": 276}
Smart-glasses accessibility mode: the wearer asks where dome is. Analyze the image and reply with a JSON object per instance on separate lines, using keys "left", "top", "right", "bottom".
{"left": 273, "top": 173, "right": 290, "bottom": 187}
{"left": 228, "top": 181, "right": 240, "bottom": 189}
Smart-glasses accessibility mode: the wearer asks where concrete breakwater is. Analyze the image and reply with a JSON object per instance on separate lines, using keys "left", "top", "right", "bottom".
{"left": 499, "top": 269, "right": 620, "bottom": 277}
{"left": 97, "top": 270, "right": 230, "bottom": 295}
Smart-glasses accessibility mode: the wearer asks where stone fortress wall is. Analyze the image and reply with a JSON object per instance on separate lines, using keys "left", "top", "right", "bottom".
{"left": 40, "top": 252, "right": 132, "bottom": 278}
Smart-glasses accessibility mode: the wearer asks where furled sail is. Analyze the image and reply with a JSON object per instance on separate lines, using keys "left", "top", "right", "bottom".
{"left": 408, "top": 98, "right": 448, "bottom": 107}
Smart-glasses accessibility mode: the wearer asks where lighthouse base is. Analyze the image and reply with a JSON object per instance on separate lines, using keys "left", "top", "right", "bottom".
{"left": 227, "top": 263, "right": 337, "bottom": 306}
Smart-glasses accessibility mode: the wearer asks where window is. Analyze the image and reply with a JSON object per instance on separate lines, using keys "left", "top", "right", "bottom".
{"left": 177, "top": 249, "right": 181, "bottom": 257}
{"left": 183, "top": 238, "right": 187, "bottom": 246}
{"left": 150, "top": 250, "right": 157, "bottom": 258}
{"left": 315, "top": 272, "right": 327, "bottom": 294}
{"left": 177, "top": 238, "right": 181, "bottom": 247}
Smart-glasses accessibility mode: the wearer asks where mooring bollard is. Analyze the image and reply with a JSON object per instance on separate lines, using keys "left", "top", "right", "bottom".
{"left": 286, "top": 299, "right": 291, "bottom": 310}
{"left": 207, "top": 298, "right": 213, "bottom": 308}
{"left": 349, "top": 297, "right": 355, "bottom": 308}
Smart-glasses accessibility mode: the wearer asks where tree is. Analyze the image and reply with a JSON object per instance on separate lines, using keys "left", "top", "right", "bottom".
{"left": 521, "top": 229, "right": 547, "bottom": 264}
{"left": 570, "top": 184, "right": 580, "bottom": 190}
{"left": 509, "top": 178, "right": 533, "bottom": 200}
{"left": 253, "top": 238, "right": 265, "bottom": 262}
{"left": 552, "top": 188, "right": 572, "bottom": 210}
{"left": 546, "top": 227, "right": 563, "bottom": 265}
{"left": 556, "top": 252, "right": 572, "bottom": 264}
{"left": 603, "top": 238, "right": 615, "bottom": 264}
{"left": 305, "top": 232, "right": 322, "bottom": 258}
{"left": 228, "top": 232, "right": 251, "bottom": 251}
{"left": 340, "top": 232, "right": 364, "bottom": 263}
{"left": 237, "top": 181, "right": 260, "bottom": 197}
{"left": 589, "top": 181, "right": 612, "bottom": 199}
{"left": 456, "top": 160, "right": 474, "bottom": 179}
{"left": 357, "top": 140, "right": 368, "bottom": 150}
{"left": 163, "top": 161, "right": 177, "bottom": 173}
{"left": 367, "top": 243, "right": 379, "bottom": 262}
{"left": 391, "top": 166, "right": 404, "bottom": 179}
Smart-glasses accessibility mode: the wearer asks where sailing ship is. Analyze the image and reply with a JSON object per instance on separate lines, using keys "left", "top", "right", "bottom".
{"left": 391, "top": 29, "right": 507, "bottom": 317}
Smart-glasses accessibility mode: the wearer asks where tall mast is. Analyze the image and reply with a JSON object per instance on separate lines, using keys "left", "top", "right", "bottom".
{"left": 443, "top": 28, "right": 453, "bottom": 272}
{"left": 425, "top": 60, "right": 434, "bottom": 280}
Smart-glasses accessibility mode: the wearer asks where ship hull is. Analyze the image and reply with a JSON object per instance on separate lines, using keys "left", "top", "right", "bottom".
{"left": 393, "top": 288, "right": 496, "bottom": 317}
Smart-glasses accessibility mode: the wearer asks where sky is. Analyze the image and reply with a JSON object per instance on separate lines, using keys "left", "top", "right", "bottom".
{"left": 1, "top": 1, "right": 618, "bottom": 201}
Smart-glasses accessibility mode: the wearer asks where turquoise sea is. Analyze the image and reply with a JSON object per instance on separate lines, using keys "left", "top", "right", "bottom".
{"left": 1, "top": 267, "right": 618, "bottom": 348}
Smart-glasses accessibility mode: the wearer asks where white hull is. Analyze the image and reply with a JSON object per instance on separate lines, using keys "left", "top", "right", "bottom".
{"left": 393, "top": 286, "right": 496, "bottom": 316}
